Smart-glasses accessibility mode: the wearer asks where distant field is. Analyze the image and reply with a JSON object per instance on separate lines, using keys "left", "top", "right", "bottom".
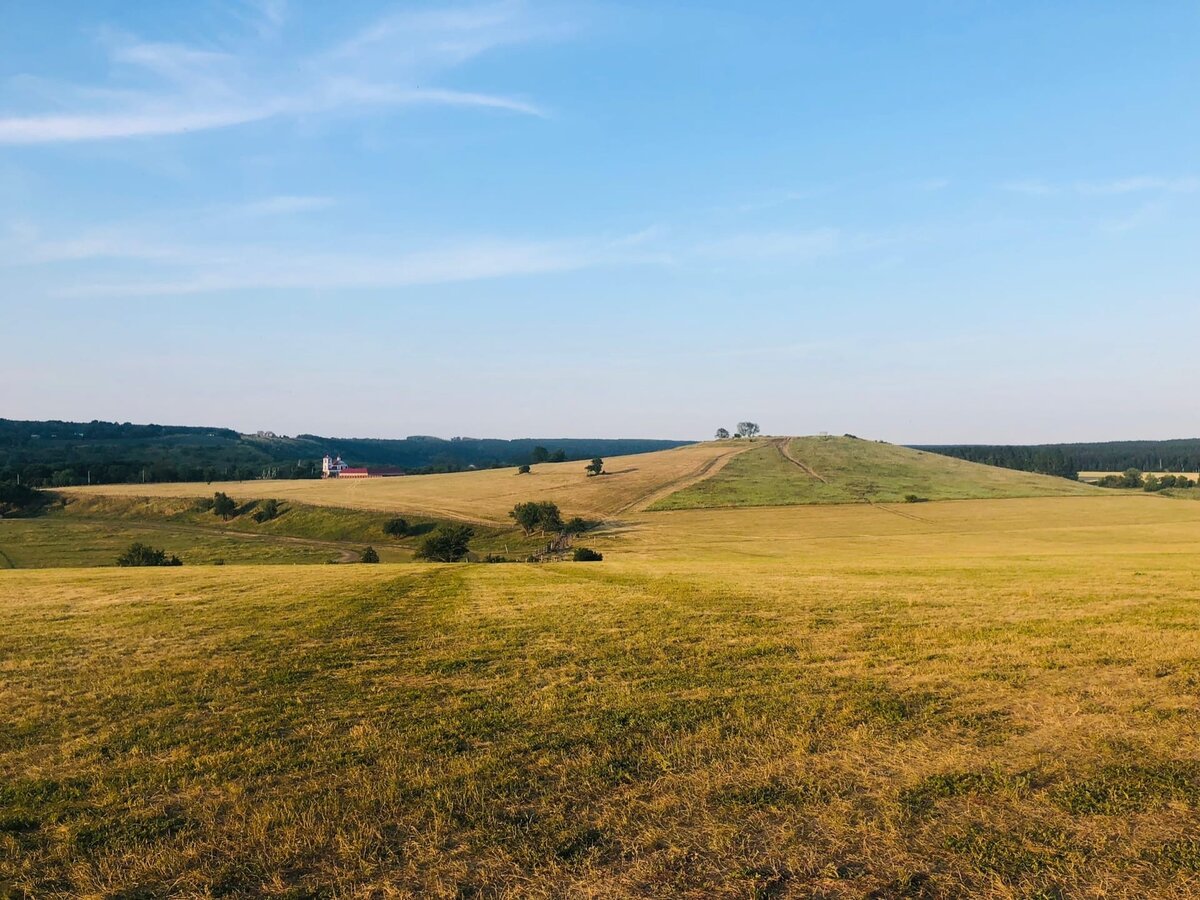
{"left": 59, "top": 442, "right": 744, "bottom": 524}
{"left": 651, "top": 436, "right": 1097, "bottom": 509}
{"left": 4, "top": 495, "right": 1200, "bottom": 896}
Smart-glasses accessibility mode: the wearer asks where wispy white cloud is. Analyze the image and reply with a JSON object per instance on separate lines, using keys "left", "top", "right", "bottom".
{"left": 0, "top": 2, "right": 557, "bottom": 145}
{"left": 51, "top": 234, "right": 656, "bottom": 297}
{"left": 1001, "top": 175, "right": 1200, "bottom": 197}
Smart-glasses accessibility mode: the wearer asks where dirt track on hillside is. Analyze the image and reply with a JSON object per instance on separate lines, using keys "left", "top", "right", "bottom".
{"left": 624, "top": 443, "right": 756, "bottom": 514}
{"left": 773, "top": 438, "right": 829, "bottom": 482}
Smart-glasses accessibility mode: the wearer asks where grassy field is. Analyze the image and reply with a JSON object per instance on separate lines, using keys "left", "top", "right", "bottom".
{"left": 0, "top": 494, "right": 543, "bottom": 569}
{"left": 58, "top": 442, "right": 746, "bottom": 524}
{"left": 5, "top": 442, "right": 1200, "bottom": 896}
{"left": 651, "top": 436, "right": 1097, "bottom": 509}
{"left": 4, "top": 493, "right": 1200, "bottom": 896}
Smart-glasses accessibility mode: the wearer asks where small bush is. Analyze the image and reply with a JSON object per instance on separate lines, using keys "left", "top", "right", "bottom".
{"left": 904, "top": 494, "right": 928, "bottom": 503}
{"left": 383, "top": 517, "right": 409, "bottom": 537}
{"left": 516, "top": 464, "right": 531, "bottom": 475}
{"left": 563, "top": 516, "right": 592, "bottom": 534}
{"left": 483, "top": 553, "right": 513, "bottom": 563}
{"left": 573, "top": 547, "right": 603, "bottom": 562}
{"left": 253, "top": 499, "right": 281, "bottom": 523}
{"left": 116, "top": 543, "right": 182, "bottom": 567}
{"left": 361, "top": 546, "right": 380, "bottom": 563}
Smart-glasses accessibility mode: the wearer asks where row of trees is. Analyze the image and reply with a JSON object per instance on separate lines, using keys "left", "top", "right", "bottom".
{"left": 3, "top": 460, "right": 321, "bottom": 488}
{"left": 715, "top": 422, "right": 761, "bottom": 440}
{"left": 1095, "top": 469, "right": 1196, "bottom": 491}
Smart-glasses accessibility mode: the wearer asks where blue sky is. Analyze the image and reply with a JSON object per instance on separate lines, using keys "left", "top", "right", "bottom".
{"left": 2, "top": 1, "right": 1197, "bottom": 442}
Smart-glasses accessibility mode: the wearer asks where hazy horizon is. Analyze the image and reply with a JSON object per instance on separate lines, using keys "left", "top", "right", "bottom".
{"left": 3, "top": 1, "right": 1197, "bottom": 444}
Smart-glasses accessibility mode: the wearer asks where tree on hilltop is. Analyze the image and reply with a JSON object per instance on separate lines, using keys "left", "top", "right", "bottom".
{"left": 736, "top": 422, "right": 761, "bottom": 439}
{"left": 715, "top": 427, "right": 730, "bottom": 440}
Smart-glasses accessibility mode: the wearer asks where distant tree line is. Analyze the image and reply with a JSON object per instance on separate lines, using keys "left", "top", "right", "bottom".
{"left": 1, "top": 418, "right": 686, "bottom": 487}
{"left": 915, "top": 440, "right": 1200, "bottom": 480}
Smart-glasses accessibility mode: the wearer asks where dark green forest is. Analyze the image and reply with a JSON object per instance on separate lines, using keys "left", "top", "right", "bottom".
{"left": 914, "top": 439, "right": 1200, "bottom": 480}
{"left": 0, "top": 419, "right": 688, "bottom": 487}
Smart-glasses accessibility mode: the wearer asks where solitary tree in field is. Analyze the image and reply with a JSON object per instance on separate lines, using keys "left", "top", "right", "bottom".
{"left": 736, "top": 422, "right": 761, "bottom": 440}
{"left": 212, "top": 491, "right": 237, "bottom": 520}
{"left": 715, "top": 427, "right": 730, "bottom": 439}
{"left": 360, "top": 546, "right": 380, "bottom": 563}
{"left": 585, "top": 458, "right": 604, "bottom": 477}
{"left": 383, "top": 517, "right": 409, "bottom": 537}
{"left": 510, "top": 501, "right": 563, "bottom": 535}
{"left": 416, "top": 524, "right": 474, "bottom": 562}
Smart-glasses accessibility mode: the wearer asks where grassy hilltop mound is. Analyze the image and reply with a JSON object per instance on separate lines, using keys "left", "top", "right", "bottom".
{"left": 651, "top": 436, "right": 1097, "bottom": 510}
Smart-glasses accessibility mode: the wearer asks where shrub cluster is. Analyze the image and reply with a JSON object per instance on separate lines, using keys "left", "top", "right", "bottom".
{"left": 510, "top": 501, "right": 564, "bottom": 535}
{"left": 416, "top": 524, "right": 475, "bottom": 562}
{"left": 253, "top": 499, "right": 281, "bottom": 523}
{"left": 1096, "top": 469, "right": 1196, "bottom": 491}
{"left": 116, "top": 543, "right": 182, "bottom": 567}
{"left": 383, "top": 517, "right": 409, "bottom": 537}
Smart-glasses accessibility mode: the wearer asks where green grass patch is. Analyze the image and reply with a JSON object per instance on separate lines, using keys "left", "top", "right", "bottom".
{"left": 652, "top": 436, "right": 1096, "bottom": 509}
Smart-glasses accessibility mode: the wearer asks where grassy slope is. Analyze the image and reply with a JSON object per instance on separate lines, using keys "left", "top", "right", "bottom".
{"left": 652, "top": 436, "right": 1098, "bottom": 510}
{"left": 3, "top": 495, "right": 1200, "bottom": 896}
{"left": 0, "top": 494, "right": 534, "bottom": 569}
{"left": 57, "top": 442, "right": 742, "bottom": 524}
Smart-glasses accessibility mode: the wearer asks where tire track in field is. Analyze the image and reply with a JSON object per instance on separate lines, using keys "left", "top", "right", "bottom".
{"left": 774, "top": 437, "right": 934, "bottom": 524}
{"left": 774, "top": 438, "right": 829, "bottom": 482}
{"left": 621, "top": 444, "right": 757, "bottom": 514}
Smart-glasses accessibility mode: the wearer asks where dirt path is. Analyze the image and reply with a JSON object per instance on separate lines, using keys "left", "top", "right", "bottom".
{"left": 622, "top": 443, "right": 757, "bottom": 514}
{"left": 773, "top": 438, "right": 933, "bottom": 523}
{"left": 773, "top": 438, "right": 829, "bottom": 482}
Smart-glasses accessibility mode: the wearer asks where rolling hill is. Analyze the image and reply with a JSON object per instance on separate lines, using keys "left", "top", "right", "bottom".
{"left": 57, "top": 436, "right": 1099, "bottom": 526}
{"left": 57, "top": 442, "right": 749, "bottom": 524}
{"left": 650, "top": 436, "right": 1098, "bottom": 510}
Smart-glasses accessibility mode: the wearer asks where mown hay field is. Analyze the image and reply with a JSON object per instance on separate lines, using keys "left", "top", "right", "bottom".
{"left": 57, "top": 442, "right": 747, "bottom": 524}
{"left": 4, "top": 494, "right": 1200, "bottom": 897}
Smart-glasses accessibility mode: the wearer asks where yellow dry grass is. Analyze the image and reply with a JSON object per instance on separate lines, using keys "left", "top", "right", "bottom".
{"left": 5, "top": 493, "right": 1200, "bottom": 896}
{"left": 58, "top": 442, "right": 747, "bottom": 525}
